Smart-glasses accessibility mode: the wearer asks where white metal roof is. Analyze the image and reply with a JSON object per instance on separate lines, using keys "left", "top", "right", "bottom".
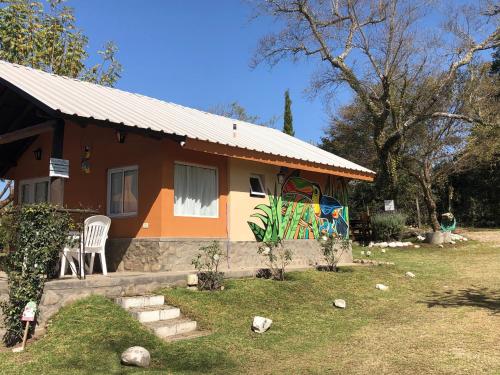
{"left": 0, "top": 60, "right": 375, "bottom": 176}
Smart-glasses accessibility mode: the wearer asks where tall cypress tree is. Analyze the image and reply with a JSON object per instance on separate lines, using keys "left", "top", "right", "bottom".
{"left": 282, "top": 89, "right": 295, "bottom": 136}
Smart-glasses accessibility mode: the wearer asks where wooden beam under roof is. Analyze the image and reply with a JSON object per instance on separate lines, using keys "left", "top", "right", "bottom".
{"left": 0, "top": 120, "right": 57, "bottom": 145}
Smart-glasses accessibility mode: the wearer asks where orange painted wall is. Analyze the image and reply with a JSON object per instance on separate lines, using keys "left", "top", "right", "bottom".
{"left": 10, "top": 121, "right": 228, "bottom": 239}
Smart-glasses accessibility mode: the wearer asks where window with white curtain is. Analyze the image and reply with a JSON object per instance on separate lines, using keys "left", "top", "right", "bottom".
{"left": 18, "top": 177, "right": 50, "bottom": 204}
{"left": 174, "top": 163, "right": 218, "bottom": 217}
{"left": 107, "top": 166, "right": 138, "bottom": 217}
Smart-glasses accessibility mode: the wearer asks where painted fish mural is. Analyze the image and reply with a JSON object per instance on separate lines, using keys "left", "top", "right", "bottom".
{"left": 248, "top": 176, "right": 349, "bottom": 242}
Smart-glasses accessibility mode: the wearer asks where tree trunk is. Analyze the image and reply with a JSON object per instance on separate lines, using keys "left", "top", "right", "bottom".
{"left": 415, "top": 163, "right": 441, "bottom": 232}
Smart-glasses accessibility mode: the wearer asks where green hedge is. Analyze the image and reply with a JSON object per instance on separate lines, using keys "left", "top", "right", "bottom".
{"left": 371, "top": 212, "right": 407, "bottom": 241}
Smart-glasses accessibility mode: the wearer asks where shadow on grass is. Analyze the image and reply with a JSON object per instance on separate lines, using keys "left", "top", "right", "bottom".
{"left": 421, "top": 286, "right": 500, "bottom": 315}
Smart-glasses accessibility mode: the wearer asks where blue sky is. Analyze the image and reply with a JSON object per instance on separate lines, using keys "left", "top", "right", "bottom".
{"left": 70, "top": 0, "right": 347, "bottom": 144}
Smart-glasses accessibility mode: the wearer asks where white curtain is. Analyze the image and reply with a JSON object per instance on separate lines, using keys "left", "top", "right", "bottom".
{"left": 174, "top": 164, "right": 218, "bottom": 217}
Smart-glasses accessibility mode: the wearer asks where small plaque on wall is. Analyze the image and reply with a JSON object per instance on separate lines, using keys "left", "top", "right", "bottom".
{"left": 49, "top": 158, "right": 69, "bottom": 178}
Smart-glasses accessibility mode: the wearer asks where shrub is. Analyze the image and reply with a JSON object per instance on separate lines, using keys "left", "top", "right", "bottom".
{"left": 318, "top": 234, "right": 350, "bottom": 271}
{"left": 371, "top": 212, "right": 407, "bottom": 241}
{"left": 191, "top": 241, "right": 225, "bottom": 291}
{"left": 257, "top": 239, "right": 293, "bottom": 281}
{"left": 0, "top": 204, "right": 73, "bottom": 346}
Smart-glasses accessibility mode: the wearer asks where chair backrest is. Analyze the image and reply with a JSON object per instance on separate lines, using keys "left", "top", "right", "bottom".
{"left": 83, "top": 215, "right": 111, "bottom": 249}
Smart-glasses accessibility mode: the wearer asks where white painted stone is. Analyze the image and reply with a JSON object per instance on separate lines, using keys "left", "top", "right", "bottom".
{"left": 333, "top": 299, "right": 346, "bottom": 309}
{"left": 450, "top": 240, "right": 456, "bottom": 245}
{"left": 378, "top": 242, "right": 389, "bottom": 248}
{"left": 252, "top": 316, "right": 272, "bottom": 333}
{"left": 438, "top": 244, "right": 444, "bottom": 248}
{"left": 416, "top": 235, "right": 425, "bottom": 241}
{"left": 395, "top": 242, "right": 404, "bottom": 247}
{"left": 405, "top": 272, "right": 416, "bottom": 278}
{"left": 121, "top": 346, "right": 151, "bottom": 368}
{"left": 360, "top": 250, "right": 365, "bottom": 256}
{"left": 381, "top": 249, "right": 386, "bottom": 253}
{"left": 414, "top": 245, "right": 421, "bottom": 249}
{"left": 375, "top": 284, "right": 389, "bottom": 291}
{"left": 388, "top": 242, "right": 397, "bottom": 248}
{"left": 187, "top": 274, "right": 198, "bottom": 286}
{"left": 368, "top": 242, "right": 374, "bottom": 248}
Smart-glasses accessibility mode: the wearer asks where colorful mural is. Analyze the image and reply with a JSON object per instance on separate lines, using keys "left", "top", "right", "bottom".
{"left": 247, "top": 175, "right": 349, "bottom": 242}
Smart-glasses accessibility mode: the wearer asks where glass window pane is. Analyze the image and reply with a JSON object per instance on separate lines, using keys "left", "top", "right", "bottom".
{"left": 34, "top": 181, "right": 49, "bottom": 203}
{"left": 123, "top": 170, "right": 138, "bottom": 213}
{"left": 250, "top": 176, "right": 265, "bottom": 195}
{"left": 110, "top": 171, "right": 123, "bottom": 214}
{"left": 21, "top": 184, "right": 31, "bottom": 204}
{"left": 174, "top": 164, "right": 217, "bottom": 217}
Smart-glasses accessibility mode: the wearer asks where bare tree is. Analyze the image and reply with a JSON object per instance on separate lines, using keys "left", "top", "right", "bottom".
{"left": 252, "top": 0, "right": 499, "bottom": 198}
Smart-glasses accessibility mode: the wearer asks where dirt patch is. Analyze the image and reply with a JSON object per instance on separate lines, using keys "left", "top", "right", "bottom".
{"left": 459, "top": 230, "right": 500, "bottom": 246}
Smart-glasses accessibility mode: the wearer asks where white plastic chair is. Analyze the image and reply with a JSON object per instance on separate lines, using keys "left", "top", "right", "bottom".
{"left": 60, "top": 215, "right": 111, "bottom": 277}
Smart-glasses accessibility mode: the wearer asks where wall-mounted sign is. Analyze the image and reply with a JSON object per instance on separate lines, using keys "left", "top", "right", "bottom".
{"left": 49, "top": 158, "right": 69, "bottom": 178}
{"left": 21, "top": 301, "right": 37, "bottom": 322}
{"left": 384, "top": 200, "right": 395, "bottom": 211}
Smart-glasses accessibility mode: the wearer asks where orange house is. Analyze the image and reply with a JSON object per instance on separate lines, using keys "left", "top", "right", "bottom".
{"left": 0, "top": 61, "right": 375, "bottom": 273}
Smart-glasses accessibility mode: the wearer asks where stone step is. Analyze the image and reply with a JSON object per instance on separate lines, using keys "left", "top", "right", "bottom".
{"left": 115, "top": 295, "right": 164, "bottom": 309}
{"left": 145, "top": 317, "right": 197, "bottom": 338}
{"left": 128, "top": 305, "right": 181, "bottom": 323}
{"left": 165, "top": 330, "right": 211, "bottom": 342}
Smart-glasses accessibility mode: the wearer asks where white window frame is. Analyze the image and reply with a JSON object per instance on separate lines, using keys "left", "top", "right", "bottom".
{"left": 106, "top": 165, "right": 139, "bottom": 218}
{"left": 18, "top": 177, "right": 51, "bottom": 204}
{"left": 249, "top": 174, "right": 266, "bottom": 197}
{"left": 173, "top": 161, "right": 219, "bottom": 218}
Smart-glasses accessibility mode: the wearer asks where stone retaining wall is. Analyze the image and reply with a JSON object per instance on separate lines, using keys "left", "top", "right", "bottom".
{"left": 106, "top": 238, "right": 353, "bottom": 273}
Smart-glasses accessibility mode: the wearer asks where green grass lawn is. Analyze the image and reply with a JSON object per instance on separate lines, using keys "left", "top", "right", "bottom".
{"left": 0, "top": 240, "right": 499, "bottom": 374}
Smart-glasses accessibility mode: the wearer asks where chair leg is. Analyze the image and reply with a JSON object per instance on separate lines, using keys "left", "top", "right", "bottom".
{"left": 89, "top": 253, "right": 96, "bottom": 275}
{"left": 100, "top": 252, "right": 108, "bottom": 276}
{"left": 68, "top": 254, "right": 77, "bottom": 277}
{"left": 60, "top": 253, "right": 67, "bottom": 278}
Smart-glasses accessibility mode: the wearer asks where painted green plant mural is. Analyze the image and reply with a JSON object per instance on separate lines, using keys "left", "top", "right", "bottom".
{"left": 247, "top": 176, "right": 349, "bottom": 242}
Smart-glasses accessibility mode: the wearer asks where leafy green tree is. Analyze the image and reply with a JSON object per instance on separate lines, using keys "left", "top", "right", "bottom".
{"left": 0, "top": 0, "right": 122, "bottom": 86}
{"left": 282, "top": 89, "right": 294, "bottom": 136}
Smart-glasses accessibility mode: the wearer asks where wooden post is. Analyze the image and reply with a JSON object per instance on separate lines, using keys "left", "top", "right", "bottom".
{"left": 21, "top": 321, "right": 29, "bottom": 350}
{"left": 416, "top": 197, "right": 421, "bottom": 228}
{"left": 49, "top": 119, "right": 65, "bottom": 207}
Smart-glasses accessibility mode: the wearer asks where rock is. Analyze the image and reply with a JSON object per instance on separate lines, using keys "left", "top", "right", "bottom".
{"left": 381, "top": 249, "right": 386, "bottom": 253}
{"left": 416, "top": 235, "right": 425, "bottom": 241}
{"left": 333, "top": 299, "right": 346, "bottom": 309}
{"left": 187, "top": 274, "right": 198, "bottom": 286}
{"left": 395, "top": 241, "right": 404, "bottom": 247}
{"left": 375, "top": 284, "right": 389, "bottom": 291}
{"left": 388, "top": 242, "right": 397, "bottom": 248}
{"left": 425, "top": 232, "right": 444, "bottom": 245}
{"left": 438, "top": 244, "right": 444, "bottom": 248}
{"left": 378, "top": 242, "right": 389, "bottom": 248}
{"left": 360, "top": 250, "right": 365, "bottom": 256}
{"left": 405, "top": 271, "right": 416, "bottom": 278}
{"left": 121, "top": 346, "right": 151, "bottom": 368}
{"left": 366, "top": 250, "right": 372, "bottom": 257}
{"left": 403, "top": 242, "right": 413, "bottom": 246}
{"left": 368, "top": 242, "right": 374, "bottom": 248}
{"left": 414, "top": 245, "right": 421, "bottom": 248}
{"left": 450, "top": 240, "right": 456, "bottom": 245}
{"left": 252, "top": 316, "right": 272, "bottom": 333}
{"left": 463, "top": 238, "right": 468, "bottom": 241}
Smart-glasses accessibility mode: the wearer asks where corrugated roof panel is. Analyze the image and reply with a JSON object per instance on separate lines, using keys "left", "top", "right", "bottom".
{"left": 0, "top": 60, "right": 375, "bottom": 175}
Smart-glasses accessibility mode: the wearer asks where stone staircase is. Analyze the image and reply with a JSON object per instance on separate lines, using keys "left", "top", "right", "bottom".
{"left": 115, "top": 295, "right": 205, "bottom": 342}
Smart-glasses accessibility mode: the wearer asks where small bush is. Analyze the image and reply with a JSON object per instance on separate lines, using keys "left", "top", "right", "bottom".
{"left": 257, "top": 239, "right": 293, "bottom": 281}
{"left": 0, "top": 204, "right": 73, "bottom": 346}
{"left": 318, "top": 234, "right": 350, "bottom": 271}
{"left": 191, "top": 241, "right": 225, "bottom": 291}
{"left": 371, "top": 212, "right": 407, "bottom": 241}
